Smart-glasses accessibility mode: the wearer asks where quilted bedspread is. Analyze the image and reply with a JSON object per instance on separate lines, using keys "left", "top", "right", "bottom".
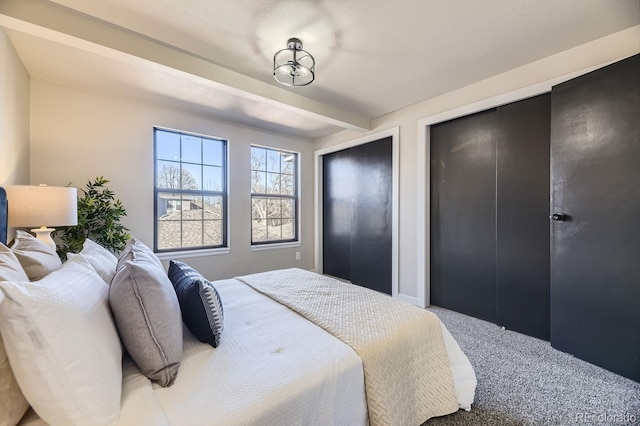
{"left": 236, "top": 268, "right": 459, "bottom": 426}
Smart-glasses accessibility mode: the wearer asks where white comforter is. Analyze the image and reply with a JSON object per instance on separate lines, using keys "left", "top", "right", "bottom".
{"left": 117, "top": 278, "right": 369, "bottom": 426}
{"left": 237, "top": 268, "right": 472, "bottom": 425}
{"left": 20, "top": 277, "right": 475, "bottom": 425}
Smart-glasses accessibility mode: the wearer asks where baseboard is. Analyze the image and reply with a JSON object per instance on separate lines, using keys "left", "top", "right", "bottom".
{"left": 397, "top": 293, "right": 420, "bottom": 307}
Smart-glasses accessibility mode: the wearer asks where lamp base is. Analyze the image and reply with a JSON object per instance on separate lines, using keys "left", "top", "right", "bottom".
{"left": 31, "top": 227, "right": 56, "bottom": 249}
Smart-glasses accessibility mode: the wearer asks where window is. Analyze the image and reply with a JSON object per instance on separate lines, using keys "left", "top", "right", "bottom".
{"left": 154, "top": 128, "right": 227, "bottom": 252}
{"left": 250, "top": 146, "right": 298, "bottom": 245}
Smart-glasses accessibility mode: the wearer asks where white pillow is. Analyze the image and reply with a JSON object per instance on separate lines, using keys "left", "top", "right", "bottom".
{"left": 10, "top": 230, "right": 62, "bottom": 280}
{"left": 0, "top": 242, "right": 29, "bottom": 281}
{"left": 0, "top": 254, "right": 123, "bottom": 426}
{"left": 0, "top": 243, "right": 31, "bottom": 425}
{"left": 67, "top": 239, "right": 118, "bottom": 285}
{"left": 0, "top": 333, "right": 30, "bottom": 426}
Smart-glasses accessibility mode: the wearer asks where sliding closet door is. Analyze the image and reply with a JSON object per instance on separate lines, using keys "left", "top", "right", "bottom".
{"left": 430, "top": 110, "right": 498, "bottom": 322}
{"left": 550, "top": 54, "right": 640, "bottom": 382}
{"left": 323, "top": 137, "right": 392, "bottom": 295}
{"left": 349, "top": 139, "right": 393, "bottom": 293}
{"left": 323, "top": 148, "right": 352, "bottom": 281}
{"left": 431, "top": 94, "right": 551, "bottom": 337}
{"left": 496, "top": 94, "right": 550, "bottom": 340}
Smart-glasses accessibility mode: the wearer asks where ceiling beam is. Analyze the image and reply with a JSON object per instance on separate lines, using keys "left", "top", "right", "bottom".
{"left": 0, "top": 0, "right": 371, "bottom": 132}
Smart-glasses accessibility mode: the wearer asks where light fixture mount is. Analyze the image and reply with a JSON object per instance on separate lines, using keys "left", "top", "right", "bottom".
{"left": 273, "top": 37, "right": 315, "bottom": 88}
{"left": 286, "top": 37, "right": 303, "bottom": 50}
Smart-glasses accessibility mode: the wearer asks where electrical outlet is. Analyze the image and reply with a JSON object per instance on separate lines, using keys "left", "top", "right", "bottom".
{"left": 295, "top": 252, "right": 301, "bottom": 261}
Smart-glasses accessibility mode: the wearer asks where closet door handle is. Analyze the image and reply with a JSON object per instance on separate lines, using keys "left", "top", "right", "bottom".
{"left": 551, "top": 213, "right": 567, "bottom": 221}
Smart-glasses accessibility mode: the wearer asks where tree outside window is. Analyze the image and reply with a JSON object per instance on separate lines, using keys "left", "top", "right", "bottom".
{"left": 250, "top": 146, "right": 298, "bottom": 244}
{"left": 154, "top": 128, "right": 227, "bottom": 251}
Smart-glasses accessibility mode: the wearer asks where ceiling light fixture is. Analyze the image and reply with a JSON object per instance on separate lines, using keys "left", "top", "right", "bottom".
{"left": 273, "top": 38, "right": 315, "bottom": 88}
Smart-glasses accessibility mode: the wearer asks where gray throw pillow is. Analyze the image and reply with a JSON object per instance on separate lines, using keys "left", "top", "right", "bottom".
{"left": 109, "top": 239, "right": 183, "bottom": 387}
{"left": 117, "top": 238, "right": 163, "bottom": 271}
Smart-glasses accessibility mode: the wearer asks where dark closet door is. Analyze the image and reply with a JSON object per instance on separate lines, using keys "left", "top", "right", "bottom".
{"left": 323, "top": 148, "right": 352, "bottom": 281}
{"left": 431, "top": 109, "right": 498, "bottom": 322}
{"left": 550, "top": 54, "right": 640, "bottom": 382}
{"left": 431, "top": 94, "right": 551, "bottom": 338}
{"left": 323, "top": 137, "right": 392, "bottom": 295}
{"left": 496, "top": 94, "right": 551, "bottom": 340}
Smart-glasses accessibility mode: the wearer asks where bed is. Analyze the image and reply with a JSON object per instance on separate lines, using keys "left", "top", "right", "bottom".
{"left": 0, "top": 188, "right": 476, "bottom": 426}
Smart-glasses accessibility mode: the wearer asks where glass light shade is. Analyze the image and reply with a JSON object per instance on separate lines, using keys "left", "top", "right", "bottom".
{"left": 278, "top": 64, "right": 294, "bottom": 75}
{"left": 6, "top": 185, "right": 78, "bottom": 228}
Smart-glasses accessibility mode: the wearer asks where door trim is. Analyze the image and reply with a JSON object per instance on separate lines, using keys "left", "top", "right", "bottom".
{"left": 315, "top": 127, "right": 400, "bottom": 300}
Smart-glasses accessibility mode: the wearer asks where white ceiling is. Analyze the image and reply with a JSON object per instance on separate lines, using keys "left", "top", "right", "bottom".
{"left": 2, "top": 0, "right": 639, "bottom": 139}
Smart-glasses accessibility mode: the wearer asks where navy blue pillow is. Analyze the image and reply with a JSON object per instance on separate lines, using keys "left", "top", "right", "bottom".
{"left": 168, "top": 261, "right": 224, "bottom": 348}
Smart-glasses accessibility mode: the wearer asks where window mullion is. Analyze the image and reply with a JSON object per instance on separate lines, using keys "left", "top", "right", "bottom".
{"left": 250, "top": 146, "right": 298, "bottom": 245}
{"left": 154, "top": 128, "right": 227, "bottom": 252}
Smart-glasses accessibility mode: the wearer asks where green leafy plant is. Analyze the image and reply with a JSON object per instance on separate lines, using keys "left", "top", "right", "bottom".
{"left": 56, "top": 177, "right": 131, "bottom": 260}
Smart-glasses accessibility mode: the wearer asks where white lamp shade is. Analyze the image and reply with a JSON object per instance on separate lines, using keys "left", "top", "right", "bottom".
{"left": 6, "top": 185, "right": 78, "bottom": 228}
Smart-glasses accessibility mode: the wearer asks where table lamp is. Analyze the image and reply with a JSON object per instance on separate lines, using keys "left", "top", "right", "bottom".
{"left": 6, "top": 185, "right": 78, "bottom": 249}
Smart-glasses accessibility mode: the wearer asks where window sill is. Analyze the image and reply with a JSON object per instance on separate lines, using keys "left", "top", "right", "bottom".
{"left": 155, "top": 247, "right": 230, "bottom": 261}
{"left": 251, "top": 241, "right": 301, "bottom": 252}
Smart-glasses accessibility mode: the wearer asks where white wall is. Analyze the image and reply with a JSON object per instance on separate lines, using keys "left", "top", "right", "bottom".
{"left": 0, "top": 28, "right": 30, "bottom": 241}
{"left": 0, "top": 28, "right": 30, "bottom": 186}
{"left": 30, "top": 80, "right": 315, "bottom": 280}
{"left": 313, "top": 26, "right": 640, "bottom": 304}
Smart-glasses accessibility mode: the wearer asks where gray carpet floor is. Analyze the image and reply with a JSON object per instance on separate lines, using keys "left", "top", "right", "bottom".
{"left": 423, "top": 307, "right": 640, "bottom": 425}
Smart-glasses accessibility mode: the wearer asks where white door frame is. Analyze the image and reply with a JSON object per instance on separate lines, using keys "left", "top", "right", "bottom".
{"left": 315, "top": 127, "right": 400, "bottom": 299}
